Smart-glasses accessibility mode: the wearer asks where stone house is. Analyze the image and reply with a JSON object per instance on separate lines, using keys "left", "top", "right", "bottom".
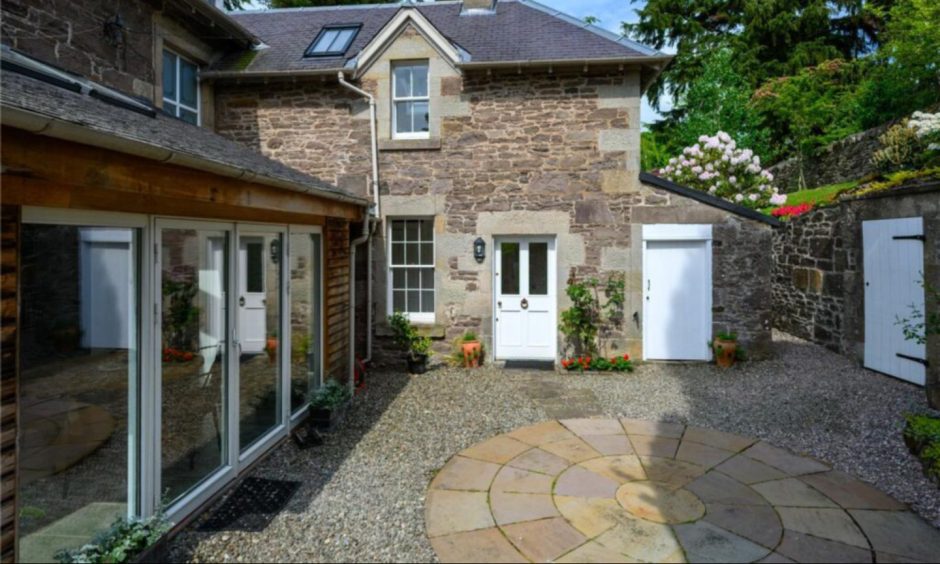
{"left": 0, "top": 0, "right": 779, "bottom": 561}
{"left": 209, "top": 0, "right": 778, "bottom": 365}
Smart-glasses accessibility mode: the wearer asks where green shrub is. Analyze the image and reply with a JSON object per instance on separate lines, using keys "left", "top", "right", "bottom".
{"left": 309, "top": 380, "right": 351, "bottom": 410}
{"left": 559, "top": 271, "right": 625, "bottom": 356}
{"left": 904, "top": 414, "right": 940, "bottom": 453}
{"left": 922, "top": 442, "right": 940, "bottom": 481}
{"left": 55, "top": 513, "right": 170, "bottom": 563}
{"left": 388, "top": 311, "right": 433, "bottom": 360}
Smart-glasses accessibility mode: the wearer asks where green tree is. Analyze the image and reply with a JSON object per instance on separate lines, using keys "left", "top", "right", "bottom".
{"left": 855, "top": 0, "right": 940, "bottom": 128}
{"left": 751, "top": 59, "right": 865, "bottom": 169}
{"left": 640, "top": 131, "right": 671, "bottom": 171}
{"left": 665, "top": 48, "right": 770, "bottom": 160}
{"left": 625, "top": 0, "right": 894, "bottom": 110}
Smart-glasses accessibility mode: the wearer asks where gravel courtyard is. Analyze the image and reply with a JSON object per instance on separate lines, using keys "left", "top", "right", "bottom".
{"left": 169, "top": 331, "right": 940, "bottom": 562}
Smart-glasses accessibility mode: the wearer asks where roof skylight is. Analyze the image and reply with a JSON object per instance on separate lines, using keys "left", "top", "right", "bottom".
{"left": 305, "top": 25, "right": 361, "bottom": 57}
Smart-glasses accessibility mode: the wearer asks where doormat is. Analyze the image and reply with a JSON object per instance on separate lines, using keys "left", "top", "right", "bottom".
{"left": 503, "top": 360, "right": 556, "bottom": 371}
{"left": 196, "top": 477, "right": 301, "bottom": 532}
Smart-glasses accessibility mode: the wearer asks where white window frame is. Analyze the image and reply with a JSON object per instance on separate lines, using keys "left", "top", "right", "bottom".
{"left": 391, "top": 61, "right": 430, "bottom": 140}
{"left": 387, "top": 218, "right": 435, "bottom": 324}
{"left": 162, "top": 48, "right": 201, "bottom": 126}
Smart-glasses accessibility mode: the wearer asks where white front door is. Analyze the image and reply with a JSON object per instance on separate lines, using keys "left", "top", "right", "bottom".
{"left": 494, "top": 237, "right": 557, "bottom": 360}
{"left": 643, "top": 225, "right": 712, "bottom": 361}
{"left": 238, "top": 236, "right": 267, "bottom": 354}
{"left": 863, "top": 217, "right": 926, "bottom": 385}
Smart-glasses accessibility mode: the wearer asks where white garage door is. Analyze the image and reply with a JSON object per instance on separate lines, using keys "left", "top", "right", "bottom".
{"left": 643, "top": 225, "right": 713, "bottom": 361}
{"left": 863, "top": 217, "right": 926, "bottom": 385}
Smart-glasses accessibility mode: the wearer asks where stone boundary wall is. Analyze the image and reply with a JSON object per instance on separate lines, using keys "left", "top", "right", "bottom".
{"left": 768, "top": 123, "right": 890, "bottom": 193}
{"left": 772, "top": 186, "right": 940, "bottom": 402}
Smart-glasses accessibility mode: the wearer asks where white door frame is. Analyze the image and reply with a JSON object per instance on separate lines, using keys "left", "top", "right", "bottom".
{"left": 642, "top": 224, "right": 713, "bottom": 361}
{"left": 287, "top": 225, "right": 326, "bottom": 425}
{"left": 235, "top": 224, "right": 290, "bottom": 467}
{"left": 492, "top": 235, "right": 558, "bottom": 361}
{"left": 153, "top": 217, "right": 238, "bottom": 524}
{"left": 20, "top": 209, "right": 324, "bottom": 526}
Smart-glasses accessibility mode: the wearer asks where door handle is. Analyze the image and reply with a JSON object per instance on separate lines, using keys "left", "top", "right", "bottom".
{"left": 239, "top": 296, "right": 246, "bottom": 307}
{"left": 521, "top": 298, "right": 528, "bottom": 310}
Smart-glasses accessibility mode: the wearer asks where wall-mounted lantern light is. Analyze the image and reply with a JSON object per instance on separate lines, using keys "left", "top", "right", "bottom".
{"left": 474, "top": 237, "right": 486, "bottom": 263}
{"left": 270, "top": 238, "right": 281, "bottom": 264}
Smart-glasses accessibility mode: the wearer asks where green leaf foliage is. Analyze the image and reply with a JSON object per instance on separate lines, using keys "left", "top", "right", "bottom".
{"left": 559, "top": 271, "right": 625, "bottom": 357}
{"left": 626, "top": 0, "right": 891, "bottom": 111}
{"left": 55, "top": 513, "right": 170, "bottom": 563}
{"left": 309, "top": 379, "right": 351, "bottom": 410}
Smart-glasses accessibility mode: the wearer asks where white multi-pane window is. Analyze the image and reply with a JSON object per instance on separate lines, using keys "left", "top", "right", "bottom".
{"left": 388, "top": 219, "right": 435, "bottom": 323}
{"left": 162, "top": 50, "right": 199, "bottom": 125}
{"left": 392, "top": 61, "right": 429, "bottom": 139}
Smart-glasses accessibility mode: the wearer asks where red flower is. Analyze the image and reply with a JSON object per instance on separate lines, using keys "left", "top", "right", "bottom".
{"left": 182, "top": 352, "right": 194, "bottom": 361}
{"left": 623, "top": 353, "right": 630, "bottom": 360}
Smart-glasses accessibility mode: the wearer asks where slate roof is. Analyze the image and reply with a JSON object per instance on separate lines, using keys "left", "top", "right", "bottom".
{"left": 0, "top": 63, "right": 366, "bottom": 205}
{"left": 212, "top": 0, "right": 668, "bottom": 75}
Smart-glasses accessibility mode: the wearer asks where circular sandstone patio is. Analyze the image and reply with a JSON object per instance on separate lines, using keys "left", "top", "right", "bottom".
{"left": 426, "top": 419, "right": 940, "bottom": 563}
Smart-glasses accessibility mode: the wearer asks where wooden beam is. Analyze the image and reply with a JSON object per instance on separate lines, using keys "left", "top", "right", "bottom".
{"left": 0, "top": 127, "right": 364, "bottom": 223}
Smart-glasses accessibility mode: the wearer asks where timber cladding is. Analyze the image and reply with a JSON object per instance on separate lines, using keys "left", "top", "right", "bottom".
{"left": 1, "top": 205, "right": 19, "bottom": 564}
{"left": 325, "top": 218, "right": 352, "bottom": 384}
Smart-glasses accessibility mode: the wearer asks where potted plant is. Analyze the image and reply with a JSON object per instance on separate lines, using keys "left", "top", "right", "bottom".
{"left": 389, "top": 312, "right": 433, "bottom": 374}
{"left": 55, "top": 511, "right": 170, "bottom": 563}
{"left": 264, "top": 333, "right": 278, "bottom": 363}
{"left": 308, "top": 380, "right": 352, "bottom": 432}
{"left": 712, "top": 331, "right": 738, "bottom": 368}
{"left": 460, "top": 331, "right": 483, "bottom": 368}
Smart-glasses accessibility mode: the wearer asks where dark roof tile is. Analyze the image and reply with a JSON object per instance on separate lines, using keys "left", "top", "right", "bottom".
{"left": 214, "top": 0, "right": 664, "bottom": 73}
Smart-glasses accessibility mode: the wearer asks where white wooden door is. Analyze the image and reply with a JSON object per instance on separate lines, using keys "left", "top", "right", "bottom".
{"left": 238, "top": 236, "right": 267, "bottom": 354}
{"left": 494, "top": 237, "right": 556, "bottom": 360}
{"left": 863, "top": 217, "right": 926, "bottom": 385}
{"left": 643, "top": 226, "right": 712, "bottom": 360}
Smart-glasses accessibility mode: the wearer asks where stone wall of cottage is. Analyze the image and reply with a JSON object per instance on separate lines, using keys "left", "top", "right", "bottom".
{"left": 0, "top": 0, "right": 228, "bottom": 125}
{"left": 214, "top": 57, "right": 774, "bottom": 362}
{"left": 772, "top": 187, "right": 940, "bottom": 403}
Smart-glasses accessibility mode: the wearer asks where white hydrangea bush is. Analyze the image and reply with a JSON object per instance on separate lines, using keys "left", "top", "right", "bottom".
{"left": 909, "top": 111, "right": 940, "bottom": 150}
{"left": 658, "top": 132, "right": 787, "bottom": 210}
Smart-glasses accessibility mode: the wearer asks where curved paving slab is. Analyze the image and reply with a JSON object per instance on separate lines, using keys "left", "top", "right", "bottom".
{"left": 426, "top": 419, "right": 940, "bottom": 563}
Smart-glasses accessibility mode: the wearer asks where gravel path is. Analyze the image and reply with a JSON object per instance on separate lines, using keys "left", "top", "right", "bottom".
{"left": 169, "top": 331, "right": 939, "bottom": 562}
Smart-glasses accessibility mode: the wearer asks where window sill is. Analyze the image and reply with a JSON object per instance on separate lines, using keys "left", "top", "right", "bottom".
{"left": 379, "top": 138, "right": 442, "bottom": 152}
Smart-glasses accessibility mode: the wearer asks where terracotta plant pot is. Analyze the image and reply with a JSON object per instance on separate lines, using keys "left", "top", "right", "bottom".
{"left": 461, "top": 341, "right": 482, "bottom": 368}
{"left": 713, "top": 337, "right": 737, "bottom": 368}
{"left": 265, "top": 338, "right": 278, "bottom": 363}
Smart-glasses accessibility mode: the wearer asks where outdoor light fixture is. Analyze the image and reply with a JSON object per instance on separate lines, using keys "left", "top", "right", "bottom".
{"left": 270, "top": 239, "right": 281, "bottom": 264}
{"left": 474, "top": 237, "right": 486, "bottom": 263}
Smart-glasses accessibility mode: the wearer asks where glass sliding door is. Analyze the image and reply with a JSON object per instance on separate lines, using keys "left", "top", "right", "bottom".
{"left": 158, "top": 225, "right": 230, "bottom": 504}
{"left": 237, "top": 230, "right": 284, "bottom": 453}
{"left": 289, "top": 229, "right": 323, "bottom": 414}
{"left": 18, "top": 222, "right": 140, "bottom": 563}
